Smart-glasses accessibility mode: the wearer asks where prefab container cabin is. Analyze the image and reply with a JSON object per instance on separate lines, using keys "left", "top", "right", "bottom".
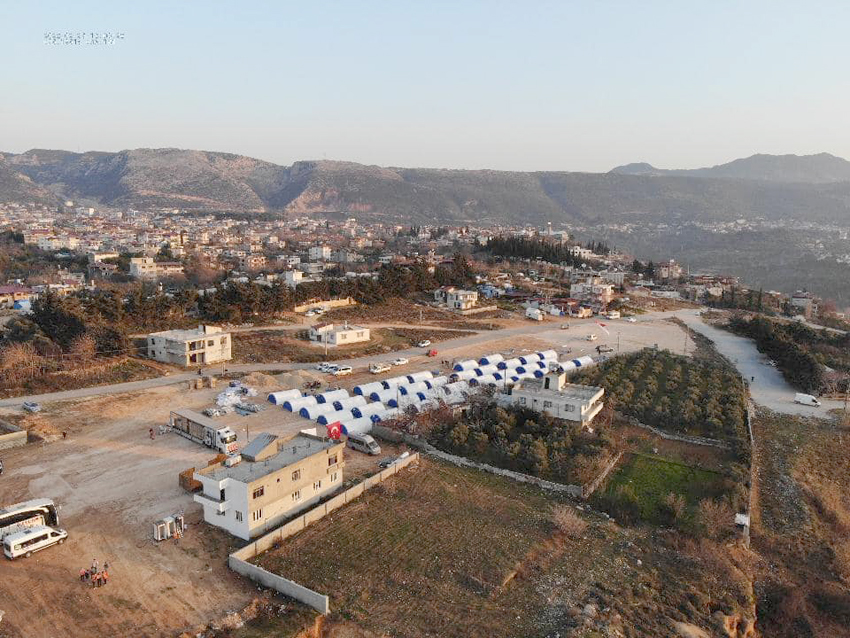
{"left": 316, "top": 389, "right": 349, "bottom": 404}
{"left": 267, "top": 389, "right": 302, "bottom": 405}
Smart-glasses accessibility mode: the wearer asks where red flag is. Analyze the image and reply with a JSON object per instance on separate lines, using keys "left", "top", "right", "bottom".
{"left": 326, "top": 421, "right": 342, "bottom": 440}
{"left": 596, "top": 321, "right": 610, "bottom": 335}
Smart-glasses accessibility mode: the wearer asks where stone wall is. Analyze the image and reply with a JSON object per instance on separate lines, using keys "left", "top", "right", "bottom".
{"left": 228, "top": 452, "right": 420, "bottom": 614}
{"left": 616, "top": 411, "right": 729, "bottom": 449}
{"left": 0, "top": 419, "right": 27, "bottom": 450}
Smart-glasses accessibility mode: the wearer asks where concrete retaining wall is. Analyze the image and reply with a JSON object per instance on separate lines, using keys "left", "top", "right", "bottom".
{"left": 0, "top": 420, "right": 27, "bottom": 450}
{"left": 229, "top": 556, "right": 329, "bottom": 614}
{"left": 228, "top": 452, "right": 420, "bottom": 613}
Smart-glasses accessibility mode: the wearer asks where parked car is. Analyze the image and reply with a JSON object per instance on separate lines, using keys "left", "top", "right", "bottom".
{"left": 305, "top": 310, "right": 317, "bottom": 317}
{"left": 560, "top": 323, "right": 570, "bottom": 330}
{"left": 417, "top": 340, "right": 432, "bottom": 348}
{"left": 369, "top": 362, "right": 392, "bottom": 374}
{"left": 22, "top": 402, "right": 41, "bottom": 413}
{"left": 392, "top": 357, "right": 409, "bottom": 366}
{"left": 625, "top": 316, "right": 637, "bottom": 323}
{"left": 333, "top": 365, "right": 353, "bottom": 376}
{"left": 586, "top": 334, "right": 598, "bottom": 342}
{"left": 377, "top": 457, "right": 395, "bottom": 469}
{"left": 596, "top": 345, "right": 614, "bottom": 353}
{"left": 3, "top": 526, "right": 67, "bottom": 560}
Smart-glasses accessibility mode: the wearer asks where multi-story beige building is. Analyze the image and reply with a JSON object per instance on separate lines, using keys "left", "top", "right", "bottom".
{"left": 147, "top": 325, "right": 232, "bottom": 367}
{"left": 193, "top": 432, "right": 345, "bottom": 539}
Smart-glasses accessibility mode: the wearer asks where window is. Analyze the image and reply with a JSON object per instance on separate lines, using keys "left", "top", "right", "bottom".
{"left": 235, "top": 511, "right": 243, "bottom": 522}
{"left": 357, "top": 331, "right": 364, "bottom": 337}
{"left": 291, "top": 490, "right": 301, "bottom": 502}
{"left": 565, "top": 404, "right": 575, "bottom": 412}
{"left": 313, "top": 480, "right": 322, "bottom": 491}
{"left": 291, "top": 469, "right": 301, "bottom": 481}
{"left": 252, "top": 486, "right": 264, "bottom": 499}
{"left": 519, "top": 397, "right": 527, "bottom": 405}
{"left": 340, "top": 333, "right": 347, "bottom": 340}
{"left": 221, "top": 336, "right": 228, "bottom": 345}
{"left": 331, "top": 472, "right": 338, "bottom": 482}
{"left": 208, "top": 340, "right": 214, "bottom": 346}
{"left": 328, "top": 454, "right": 338, "bottom": 467}
{"left": 543, "top": 400, "right": 553, "bottom": 408}
{"left": 252, "top": 509, "right": 263, "bottom": 521}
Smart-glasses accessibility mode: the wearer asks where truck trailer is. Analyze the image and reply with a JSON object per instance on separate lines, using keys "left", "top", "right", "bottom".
{"left": 169, "top": 409, "right": 239, "bottom": 454}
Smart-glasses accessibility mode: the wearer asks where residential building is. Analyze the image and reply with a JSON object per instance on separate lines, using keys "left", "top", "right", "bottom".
{"left": 0, "top": 285, "right": 33, "bottom": 309}
{"left": 147, "top": 325, "right": 232, "bottom": 367}
{"left": 433, "top": 286, "right": 479, "bottom": 310}
{"left": 239, "top": 254, "right": 267, "bottom": 271}
{"left": 506, "top": 368, "right": 604, "bottom": 426}
{"left": 88, "top": 261, "right": 118, "bottom": 279}
{"left": 129, "top": 257, "right": 184, "bottom": 279}
{"left": 283, "top": 269, "right": 303, "bottom": 288}
{"left": 309, "top": 322, "right": 370, "bottom": 346}
{"left": 658, "top": 260, "right": 683, "bottom": 281}
{"left": 570, "top": 277, "right": 615, "bottom": 309}
{"left": 791, "top": 290, "right": 817, "bottom": 318}
{"left": 308, "top": 245, "right": 332, "bottom": 261}
{"left": 193, "top": 432, "right": 345, "bottom": 540}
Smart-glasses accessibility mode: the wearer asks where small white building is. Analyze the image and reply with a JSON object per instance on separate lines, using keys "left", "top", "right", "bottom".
{"left": 309, "top": 322, "right": 370, "bottom": 346}
{"left": 194, "top": 432, "right": 345, "bottom": 540}
{"left": 283, "top": 270, "right": 303, "bottom": 288}
{"left": 434, "top": 286, "right": 479, "bottom": 311}
{"left": 129, "top": 257, "right": 184, "bottom": 279}
{"left": 506, "top": 369, "right": 604, "bottom": 426}
{"left": 147, "top": 325, "right": 232, "bottom": 367}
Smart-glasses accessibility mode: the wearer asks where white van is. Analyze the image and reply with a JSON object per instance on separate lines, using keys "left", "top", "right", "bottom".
{"left": 346, "top": 432, "right": 382, "bottom": 455}
{"left": 794, "top": 393, "right": 821, "bottom": 407}
{"left": 4, "top": 525, "right": 67, "bottom": 560}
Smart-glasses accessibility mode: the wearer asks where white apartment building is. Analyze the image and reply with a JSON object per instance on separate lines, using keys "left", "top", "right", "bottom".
{"left": 570, "top": 277, "right": 615, "bottom": 308}
{"left": 147, "top": 325, "right": 232, "bottom": 367}
{"left": 507, "top": 369, "right": 604, "bottom": 426}
{"left": 129, "top": 257, "right": 184, "bottom": 279}
{"left": 194, "top": 432, "right": 345, "bottom": 540}
{"left": 283, "top": 270, "right": 303, "bottom": 288}
{"left": 309, "top": 322, "right": 370, "bottom": 346}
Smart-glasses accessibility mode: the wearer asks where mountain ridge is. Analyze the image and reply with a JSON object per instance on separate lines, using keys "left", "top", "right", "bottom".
{"left": 3, "top": 148, "right": 850, "bottom": 225}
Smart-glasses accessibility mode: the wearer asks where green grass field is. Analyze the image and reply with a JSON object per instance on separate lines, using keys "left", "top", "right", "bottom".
{"left": 599, "top": 453, "right": 729, "bottom": 523}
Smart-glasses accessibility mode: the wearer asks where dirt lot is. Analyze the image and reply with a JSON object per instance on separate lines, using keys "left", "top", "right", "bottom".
{"left": 750, "top": 409, "right": 850, "bottom": 637}
{"left": 324, "top": 298, "right": 510, "bottom": 330}
{"left": 248, "top": 457, "right": 753, "bottom": 638}
{"left": 232, "top": 328, "right": 474, "bottom": 365}
{"left": 0, "top": 386, "right": 257, "bottom": 638}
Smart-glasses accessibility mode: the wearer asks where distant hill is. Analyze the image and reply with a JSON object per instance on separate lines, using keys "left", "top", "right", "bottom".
{"left": 610, "top": 152, "right": 850, "bottom": 184}
{"left": 3, "top": 148, "right": 850, "bottom": 225}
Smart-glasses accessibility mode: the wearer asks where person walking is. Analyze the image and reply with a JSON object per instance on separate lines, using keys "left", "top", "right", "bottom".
{"left": 0, "top": 459, "right": 4, "bottom": 475}
{"left": 79, "top": 568, "right": 86, "bottom": 582}
{"left": 149, "top": 428, "right": 155, "bottom": 440}
{"left": 103, "top": 560, "right": 109, "bottom": 572}
{"left": 91, "top": 572, "right": 100, "bottom": 588}
{"left": 102, "top": 570, "right": 109, "bottom": 586}
{"left": 91, "top": 558, "right": 98, "bottom": 573}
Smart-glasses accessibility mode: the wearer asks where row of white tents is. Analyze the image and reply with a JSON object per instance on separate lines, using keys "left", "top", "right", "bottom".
{"left": 266, "top": 351, "right": 597, "bottom": 436}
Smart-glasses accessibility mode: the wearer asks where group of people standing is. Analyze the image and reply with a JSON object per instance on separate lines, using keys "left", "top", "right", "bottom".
{"left": 79, "top": 558, "right": 110, "bottom": 588}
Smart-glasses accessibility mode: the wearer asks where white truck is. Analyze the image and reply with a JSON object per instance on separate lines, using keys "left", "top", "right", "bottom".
{"left": 370, "top": 362, "right": 392, "bottom": 374}
{"left": 525, "top": 307, "right": 544, "bottom": 321}
{"left": 169, "top": 409, "right": 239, "bottom": 454}
{"left": 794, "top": 393, "right": 821, "bottom": 407}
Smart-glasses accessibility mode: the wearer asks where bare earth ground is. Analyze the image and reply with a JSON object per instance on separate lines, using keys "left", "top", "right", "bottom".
{"left": 0, "top": 311, "right": 701, "bottom": 637}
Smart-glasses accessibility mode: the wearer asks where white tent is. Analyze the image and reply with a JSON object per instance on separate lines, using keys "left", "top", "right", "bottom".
{"left": 341, "top": 416, "right": 374, "bottom": 435}
{"left": 283, "top": 395, "right": 317, "bottom": 412}
{"left": 333, "top": 396, "right": 367, "bottom": 411}
{"left": 267, "top": 389, "right": 303, "bottom": 404}
{"left": 497, "top": 357, "right": 522, "bottom": 370}
{"left": 369, "top": 388, "right": 400, "bottom": 404}
{"left": 450, "top": 369, "right": 477, "bottom": 382}
{"left": 537, "top": 349, "right": 558, "bottom": 361}
{"left": 352, "top": 401, "right": 387, "bottom": 419}
{"left": 399, "top": 381, "right": 430, "bottom": 396}
{"left": 300, "top": 403, "right": 340, "bottom": 420}
{"left": 474, "top": 364, "right": 499, "bottom": 376}
{"left": 478, "top": 353, "right": 504, "bottom": 365}
{"left": 428, "top": 375, "right": 449, "bottom": 388}
{"left": 453, "top": 359, "right": 478, "bottom": 372}
{"left": 353, "top": 382, "right": 384, "bottom": 396}
{"left": 405, "top": 370, "right": 434, "bottom": 384}
{"left": 381, "top": 376, "right": 409, "bottom": 389}
{"left": 316, "top": 389, "right": 349, "bottom": 404}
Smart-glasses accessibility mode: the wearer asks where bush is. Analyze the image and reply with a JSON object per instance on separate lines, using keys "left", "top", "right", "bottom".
{"left": 551, "top": 505, "right": 588, "bottom": 538}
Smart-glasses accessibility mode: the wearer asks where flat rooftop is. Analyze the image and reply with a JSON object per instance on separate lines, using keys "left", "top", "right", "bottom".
{"left": 200, "top": 434, "right": 337, "bottom": 483}
{"left": 150, "top": 326, "right": 225, "bottom": 341}
{"left": 515, "top": 381, "right": 604, "bottom": 402}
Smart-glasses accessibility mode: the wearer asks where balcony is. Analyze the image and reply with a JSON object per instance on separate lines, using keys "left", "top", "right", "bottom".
{"left": 194, "top": 492, "right": 229, "bottom": 513}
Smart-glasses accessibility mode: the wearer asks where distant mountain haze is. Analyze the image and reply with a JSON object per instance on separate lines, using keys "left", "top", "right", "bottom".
{"left": 610, "top": 152, "right": 850, "bottom": 184}
{"left": 3, "top": 148, "right": 850, "bottom": 226}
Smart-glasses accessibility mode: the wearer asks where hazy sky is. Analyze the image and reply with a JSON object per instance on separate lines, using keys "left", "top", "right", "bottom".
{"left": 2, "top": 1, "right": 850, "bottom": 172}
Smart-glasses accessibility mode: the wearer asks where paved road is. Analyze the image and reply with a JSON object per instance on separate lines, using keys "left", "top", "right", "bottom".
{"left": 678, "top": 310, "right": 845, "bottom": 416}
{"left": 0, "top": 310, "right": 694, "bottom": 408}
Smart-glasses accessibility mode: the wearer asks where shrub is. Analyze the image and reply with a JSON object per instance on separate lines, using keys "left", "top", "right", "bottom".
{"left": 552, "top": 505, "right": 588, "bottom": 538}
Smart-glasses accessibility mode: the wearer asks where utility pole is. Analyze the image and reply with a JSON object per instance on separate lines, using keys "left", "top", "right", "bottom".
{"left": 617, "top": 332, "right": 620, "bottom": 354}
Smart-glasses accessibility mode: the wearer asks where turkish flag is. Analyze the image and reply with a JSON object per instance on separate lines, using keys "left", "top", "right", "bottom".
{"left": 326, "top": 421, "right": 342, "bottom": 440}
